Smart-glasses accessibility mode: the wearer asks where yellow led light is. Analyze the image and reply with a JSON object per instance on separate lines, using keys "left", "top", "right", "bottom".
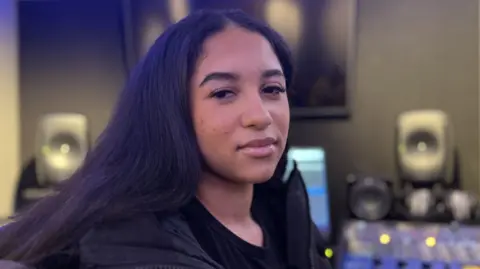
{"left": 325, "top": 248, "right": 333, "bottom": 258}
{"left": 379, "top": 234, "right": 391, "bottom": 245}
{"left": 425, "top": 237, "right": 436, "bottom": 247}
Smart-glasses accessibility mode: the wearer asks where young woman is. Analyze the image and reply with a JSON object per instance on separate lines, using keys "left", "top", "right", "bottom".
{"left": 0, "top": 9, "right": 331, "bottom": 269}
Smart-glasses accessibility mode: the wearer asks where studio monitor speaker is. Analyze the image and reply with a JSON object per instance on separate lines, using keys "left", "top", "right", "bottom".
{"left": 346, "top": 174, "right": 394, "bottom": 221}
{"left": 35, "top": 113, "right": 89, "bottom": 186}
{"left": 396, "top": 110, "right": 453, "bottom": 185}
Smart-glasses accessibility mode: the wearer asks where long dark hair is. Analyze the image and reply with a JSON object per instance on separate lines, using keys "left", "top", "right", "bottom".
{"left": 0, "top": 9, "right": 293, "bottom": 264}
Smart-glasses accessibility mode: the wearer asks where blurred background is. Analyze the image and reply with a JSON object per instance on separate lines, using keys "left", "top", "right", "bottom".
{"left": 1, "top": 0, "right": 480, "bottom": 268}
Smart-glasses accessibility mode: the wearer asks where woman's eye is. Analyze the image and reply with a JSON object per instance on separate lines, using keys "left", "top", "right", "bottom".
{"left": 262, "top": 86, "right": 286, "bottom": 95}
{"left": 211, "top": 89, "right": 235, "bottom": 99}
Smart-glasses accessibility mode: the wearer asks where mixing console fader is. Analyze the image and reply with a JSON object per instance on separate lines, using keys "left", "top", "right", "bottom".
{"left": 339, "top": 220, "right": 480, "bottom": 269}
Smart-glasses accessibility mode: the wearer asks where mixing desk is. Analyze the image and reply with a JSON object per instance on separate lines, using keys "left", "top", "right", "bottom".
{"left": 339, "top": 220, "right": 480, "bottom": 269}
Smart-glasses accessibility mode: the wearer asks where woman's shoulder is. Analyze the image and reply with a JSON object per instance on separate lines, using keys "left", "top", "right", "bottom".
{"left": 0, "top": 260, "right": 32, "bottom": 269}
{"left": 81, "top": 212, "right": 181, "bottom": 247}
{"left": 77, "top": 212, "right": 221, "bottom": 269}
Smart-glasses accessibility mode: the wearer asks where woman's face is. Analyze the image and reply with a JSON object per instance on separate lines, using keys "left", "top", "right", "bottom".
{"left": 191, "top": 26, "right": 290, "bottom": 184}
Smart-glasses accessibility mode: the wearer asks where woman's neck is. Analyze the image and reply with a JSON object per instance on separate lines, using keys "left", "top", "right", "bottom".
{"left": 197, "top": 172, "right": 254, "bottom": 225}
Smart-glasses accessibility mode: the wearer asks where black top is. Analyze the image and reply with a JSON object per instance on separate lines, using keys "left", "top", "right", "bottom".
{"left": 27, "top": 164, "right": 331, "bottom": 269}
{"left": 182, "top": 197, "right": 287, "bottom": 269}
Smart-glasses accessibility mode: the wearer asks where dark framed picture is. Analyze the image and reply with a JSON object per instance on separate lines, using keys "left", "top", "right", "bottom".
{"left": 284, "top": 0, "right": 357, "bottom": 119}
{"left": 121, "top": 0, "right": 357, "bottom": 119}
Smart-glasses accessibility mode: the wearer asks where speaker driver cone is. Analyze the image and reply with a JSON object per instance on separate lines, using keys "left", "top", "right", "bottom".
{"left": 349, "top": 178, "right": 392, "bottom": 220}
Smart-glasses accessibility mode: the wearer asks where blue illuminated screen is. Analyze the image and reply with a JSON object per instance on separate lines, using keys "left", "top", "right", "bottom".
{"left": 284, "top": 147, "right": 331, "bottom": 237}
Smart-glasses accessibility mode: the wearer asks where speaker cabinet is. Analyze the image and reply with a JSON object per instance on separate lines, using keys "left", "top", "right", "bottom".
{"left": 396, "top": 110, "right": 454, "bottom": 186}
{"left": 346, "top": 174, "right": 394, "bottom": 221}
{"left": 35, "top": 113, "right": 89, "bottom": 186}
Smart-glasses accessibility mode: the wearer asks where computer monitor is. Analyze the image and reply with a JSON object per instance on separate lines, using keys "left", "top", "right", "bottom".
{"left": 284, "top": 147, "right": 331, "bottom": 238}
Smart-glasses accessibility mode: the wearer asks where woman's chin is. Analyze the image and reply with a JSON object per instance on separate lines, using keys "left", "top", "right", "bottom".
{"left": 233, "top": 167, "right": 276, "bottom": 184}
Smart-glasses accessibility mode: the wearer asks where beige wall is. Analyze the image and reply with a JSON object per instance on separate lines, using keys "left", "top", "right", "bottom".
{"left": 289, "top": 0, "right": 479, "bottom": 237}
{"left": 0, "top": 0, "right": 19, "bottom": 219}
